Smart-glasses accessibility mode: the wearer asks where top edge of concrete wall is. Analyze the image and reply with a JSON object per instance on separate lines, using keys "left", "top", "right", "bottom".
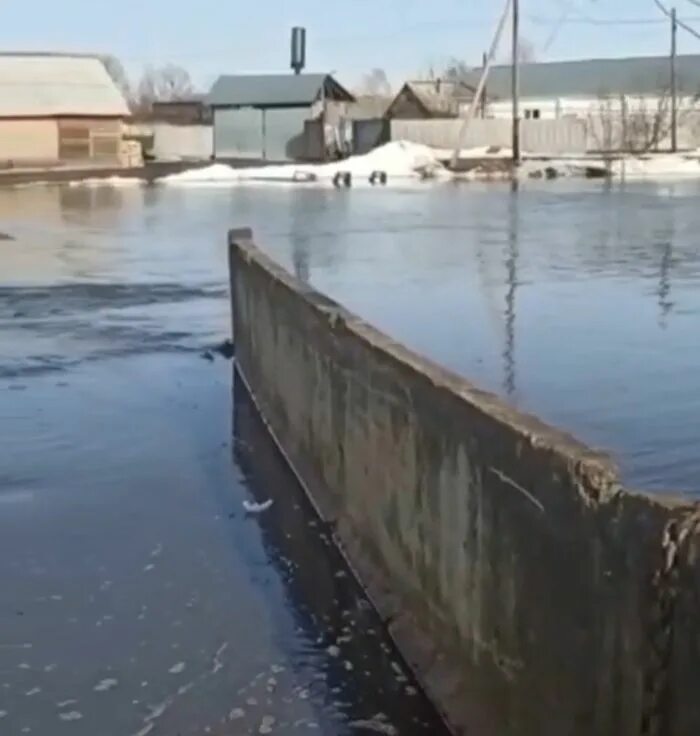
{"left": 227, "top": 227, "right": 694, "bottom": 512}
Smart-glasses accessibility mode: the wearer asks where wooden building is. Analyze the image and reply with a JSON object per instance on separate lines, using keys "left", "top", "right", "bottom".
{"left": 385, "top": 80, "right": 476, "bottom": 120}
{"left": 0, "top": 53, "right": 130, "bottom": 168}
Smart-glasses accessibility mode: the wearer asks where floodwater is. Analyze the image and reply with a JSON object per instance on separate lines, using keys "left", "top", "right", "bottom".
{"left": 1, "top": 178, "right": 700, "bottom": 733}
{"left": 0, "top": 184, "right": 448, "bottom": 735}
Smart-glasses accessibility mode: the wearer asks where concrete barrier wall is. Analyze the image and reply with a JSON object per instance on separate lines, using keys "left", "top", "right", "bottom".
{"left": 229, "top": 230, "right": 700, "bottom": 736}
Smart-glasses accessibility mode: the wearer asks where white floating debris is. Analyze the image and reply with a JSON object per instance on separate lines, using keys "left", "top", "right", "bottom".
{"left": 59, "top": 712, "right": 83, "bottom": 722}
{"left": 326, "top": 645, "right": 341, "bottom": 658}
{"left": 243, "top": 499, "right": 274, "bottom": 514}
{"left": 57, "top": 700, "right": 78, "bottom": 708}
{"left": 259, "top": 715, "right": 276, "bottom": 734}
{"left": 229, "top": 708, "right": 245, "bottom": 721}
{"left": 0, "top": 711, "right": 7, "bottom": 719}
{"left": 349, "top": 715, "right": 398, "bottom": 735}
{"left": 94, "top": 678, "right": 118, "bottom": 692}
{"left": 25, "top": 687, "right": 41, "bottom": 696}
{"left": 168, "top": 662, "right": 186, "bottom": 675}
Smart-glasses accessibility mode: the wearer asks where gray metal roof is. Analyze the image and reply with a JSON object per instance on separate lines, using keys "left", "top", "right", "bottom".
{"left": 207, "top": 73, "right": 354, "bottom": 107}
{"left": 463, "top": 55, "right": 700, "bottom": 100}
{"left": 0, "top": 54, "right": 130, "bottom": 117}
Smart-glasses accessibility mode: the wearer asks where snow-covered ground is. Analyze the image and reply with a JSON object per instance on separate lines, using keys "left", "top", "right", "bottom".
{"left": 59, "top": 143, "right": 700, "bottom": 189}
{"left": 610, "top": 153, "right": 700, "bottom": 179}
{"left": 159, "top": 141, "right": 449, "bottom": 187}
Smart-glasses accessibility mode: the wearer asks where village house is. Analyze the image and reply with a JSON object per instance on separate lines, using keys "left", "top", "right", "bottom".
{"left": 0, "top": 52, "right": 130, "bottom": 169}
{"left": 384, "top": 80, "right": 476, "bottom": 119}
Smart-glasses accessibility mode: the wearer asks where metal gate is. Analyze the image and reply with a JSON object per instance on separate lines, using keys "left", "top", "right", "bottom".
{"left": 213, "top": 108, "right": 263, "bottom": 159}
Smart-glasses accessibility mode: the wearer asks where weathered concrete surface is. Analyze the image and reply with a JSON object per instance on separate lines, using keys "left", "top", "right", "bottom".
{"left": 228, "top": 228, "right": 700, "bottom": 736}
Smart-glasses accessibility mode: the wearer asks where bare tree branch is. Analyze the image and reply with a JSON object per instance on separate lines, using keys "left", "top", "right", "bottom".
{"left": 135, "top": 64, "right": 195, "bottom": 114}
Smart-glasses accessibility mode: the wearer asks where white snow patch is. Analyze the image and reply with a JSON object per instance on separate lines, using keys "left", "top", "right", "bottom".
{"left": 160, "top": 142, "right": 446, "bottom": 187}
{"left": 611, "top": 153, "right": 700, "bottom": 179}
{"left": 69, "top": 177, "right": 143, "bottom": 188}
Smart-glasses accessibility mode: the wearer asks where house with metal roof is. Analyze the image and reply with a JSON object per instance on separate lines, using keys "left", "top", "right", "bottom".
{"left": 462, "top": 54, "right": 700, "bottom": 121}
{"left": 0, "top": 53, "right": 130, "bottom": 168}
{"left": 206, "top": 73, "right": 354, "bottom": 161}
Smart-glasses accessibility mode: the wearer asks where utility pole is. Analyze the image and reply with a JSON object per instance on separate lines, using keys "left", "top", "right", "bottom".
{"left": 671, "top": 6, "right": 678, "bottom": 153}
{"left": 512, "top": 0, "right": 521, "bottom": 165}
{"left": 481, "top": 51, "right": 488, "bottom": 117}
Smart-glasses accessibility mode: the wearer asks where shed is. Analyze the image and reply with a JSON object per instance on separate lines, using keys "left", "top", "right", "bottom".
{"left": 385, "top": 80, "right": 476, "bottom": 120}
{"left": 206, "top": 73, "right": 354, "bottom": 161}
{"left": 0, "top": 53, "right": 130, "bottom": 168}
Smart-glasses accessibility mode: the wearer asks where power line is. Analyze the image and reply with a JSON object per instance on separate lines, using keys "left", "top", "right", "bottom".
{"left": 653, "top": 0, "right": 700, "bottom": 41}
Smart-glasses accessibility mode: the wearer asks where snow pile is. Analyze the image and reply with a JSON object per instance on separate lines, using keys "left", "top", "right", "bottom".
{"left": 611, "top": 154, "right": 700, "bottom": 179}
{"left": 69, "top": 176, "right": 144, "bottom": 187}
{"left": 159, "top": 141, "right": 446, "bottom": 186}
{"left": 439, "top": 145, "right": 515, "bottom": 160}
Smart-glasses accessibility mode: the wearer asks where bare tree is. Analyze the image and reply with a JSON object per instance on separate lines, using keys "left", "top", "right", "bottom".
{"left": 136, "top": 64, "right": 195, "bottom": 112}
{"left": 360, "top": 68, "right": 392, "bottom": 96}
{"left": 443, "top": 58, "right": 475, "bottom": 83}
{"left": 101, "top": 55, "right": 133, "bottom": 107}
{"left": 518, "top": 37, "right": 537, "bottom": 64}
{"left": 588, "top": 91, "right": 676, "bottom": 157}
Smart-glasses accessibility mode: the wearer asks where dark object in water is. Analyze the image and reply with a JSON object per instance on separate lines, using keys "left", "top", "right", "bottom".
{"left": 201, "top": 350, "right": 215, "bottom": 362}
{"left": 212, "top": 339, "right": 235, "bottom": 359}
{"left": 585, "top": 165, "right": 609, "bottom": 179}
{"left": 333, "top": 171, "right": 352, "bottom": 188}
{"left": 0, "top": 231, "right": 14, "bottom": 241}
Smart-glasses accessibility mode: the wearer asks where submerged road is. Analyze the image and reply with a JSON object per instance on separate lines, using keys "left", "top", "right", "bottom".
{"left": 0, "top": 184, "right": 449, "bottom": 735}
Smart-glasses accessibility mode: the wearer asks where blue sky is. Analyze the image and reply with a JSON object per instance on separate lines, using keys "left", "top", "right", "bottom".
{"left": 2, "top": 0, "right": 700, "bottom": 90}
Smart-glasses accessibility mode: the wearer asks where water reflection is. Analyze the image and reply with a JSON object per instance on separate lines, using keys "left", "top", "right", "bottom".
{"left": 233, "top": 373, "right": 449, "bottom": 734}
{"left": 2, "top": 179, "right": 700, "bottom": 493}
{"left": 503, "top": 189, "right": 519, "bottom": 399}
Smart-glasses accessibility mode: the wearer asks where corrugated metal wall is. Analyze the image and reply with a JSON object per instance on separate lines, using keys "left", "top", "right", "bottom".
{"left": 0, "top": 119, "right": 58, "bottom": 165}
{"left": 213, "top": 107, "right": 311, "bottom": 161}
{"left": 390, "top": 118, "right": 588, "bottom": 154}
{"left": 214, "top": 108, "right": 263, "bottom": 159}
{"left": 263, "top": 108, "right": 309, "bottom": 161}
